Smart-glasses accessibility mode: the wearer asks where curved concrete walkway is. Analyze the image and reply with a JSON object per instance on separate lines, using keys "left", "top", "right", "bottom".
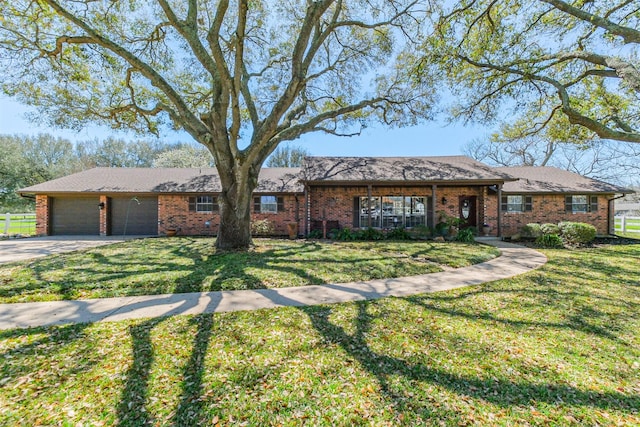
{"left": 0, "top": 239, "right": 547, "bottom": 330}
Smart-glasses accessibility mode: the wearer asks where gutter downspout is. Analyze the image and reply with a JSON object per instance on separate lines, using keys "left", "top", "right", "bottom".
{"left": 431, "top": 184, "right": 437, "bottom": 229}
{"left": 608, "top": 194, "right": 627, "bottom": 235}
{"left": 367, "top": 184, "right": 372, "bottom": 227}
{"left": 304, "top": 184, "right": 310, "bottom": 236}
{"left": 497, "top": 184, "right": 502, "bottom": 239}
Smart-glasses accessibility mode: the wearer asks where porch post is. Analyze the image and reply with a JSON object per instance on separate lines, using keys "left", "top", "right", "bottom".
{"left": 497, "top": 184, "right": 503, "bottom": 238}
{"left": 431, "top": 184, "right": 437, "bottom": 229}
{"left": 367, "top": 184, "right": 372, "bottom": 228}
{"left": 305, "top": 185, "right": 310, "bottom": 235}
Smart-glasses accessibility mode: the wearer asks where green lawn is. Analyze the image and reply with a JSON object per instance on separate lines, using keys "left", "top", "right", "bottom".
{"left": 0, "top": 213, "right": 35, "bottom": 236}
{"left": 0, "top": 238, "right": 499, "bottom": 303}
{"left": 1, "top": 243, "right": 638, "bottom": 425}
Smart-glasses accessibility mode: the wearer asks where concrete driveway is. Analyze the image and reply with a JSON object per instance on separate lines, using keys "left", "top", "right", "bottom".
{"left": 0, "top": 235, "right": 146, "bottom": 264}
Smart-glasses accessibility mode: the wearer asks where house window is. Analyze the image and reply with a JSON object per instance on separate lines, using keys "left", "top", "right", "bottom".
{"left": 501, "top": 195, "right": 533, "bottom": 213}
{"left": 359, "top": 196, "right": 381, "bottom": 228}
{"left": 254, "top": 195, "right": 284, "bottom": 213}
{"left": 188, "top": 195, "right": 218, "bottom": 213}
{"left": 405, "top": 196, "right": 426, "bottom": 227}
{"left": 356, "top": 196, "right": 427, "bottom": 228}
{"left": 565, "top": 195, "right": 598, "bottom": 213}
{"left": 382, "top": 196, "right": 404, "bottom": 228}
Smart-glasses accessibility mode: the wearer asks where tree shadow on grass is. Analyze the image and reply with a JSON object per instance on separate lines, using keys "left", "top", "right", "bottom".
{"left": 298, "top": 302, "right": 639, "bottom": 421}
{"left": 407, "top": 292, "right": 631, "bottom": 345}
{"left": 172, "top": 313, "right": 214, "bottom": 425}
{"left": 116, "top": 317, "right": 165, "bottom": 426}
{"left": 115, "top": 314, "right": 216, "bottom": 425}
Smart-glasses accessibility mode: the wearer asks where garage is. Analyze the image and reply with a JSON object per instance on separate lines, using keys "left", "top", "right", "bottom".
{"left": 110, "top": 196, "right": 158, "bottom": 236}
{"left": 51, "top": 197, "right": 100, "bottom": 235}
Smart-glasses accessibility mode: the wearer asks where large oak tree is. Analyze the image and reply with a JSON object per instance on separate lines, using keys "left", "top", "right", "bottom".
{"left": 0, "top": 0, "right": 435, "bottom": 250}
{"left": 430, "top": 0, "right": 640, "bottom": 144}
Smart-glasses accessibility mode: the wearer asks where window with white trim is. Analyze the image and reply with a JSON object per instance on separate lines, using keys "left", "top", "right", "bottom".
{"left": 501, "top": 195, "right": 532, "bottom": 213}
{"left": 188, "top": 195, "right": 218, "bottom": 213}
{"left": 254, "top": 195, "right": 284, "bottom": 213}
{"left": 565, "top": 195, "right": 598, "bottom": 213}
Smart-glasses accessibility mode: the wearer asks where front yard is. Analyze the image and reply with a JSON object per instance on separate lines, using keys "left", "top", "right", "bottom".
{"left": 1, "top": 241, "right": 638, "bottom": 425}
{"left": 0, "top": 238, "right": 498, "bottom": 303}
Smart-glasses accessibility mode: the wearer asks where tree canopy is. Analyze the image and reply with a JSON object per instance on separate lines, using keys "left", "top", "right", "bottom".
{"left": 0, "top": 0, "right": 436, "bottom": 249}
{"left": 266, "top": 144, "right": 310, "bottom": 167}
{"left": 431, "top": 0, "right": 640, "bottom": 143}
{"left": 463, "top": 136, "right": 640, "bottom": 187}
{"left": 152, "top": 144, "right": 215, "bottom": 168}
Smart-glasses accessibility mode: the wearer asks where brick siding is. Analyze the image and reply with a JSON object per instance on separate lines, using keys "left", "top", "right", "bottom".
{"left": 35, "top": 195, "right": 49, "bottom": 236}
{"left": 500, "top": 194, "right": 610, "bottom": 236}
{"left": 307, "top": 185, "right": 494, "bottom": 234}
{"left": 32, "top": 189, "right": 613, "bottom": 238}
{"left": 158, "top": 194, "right": 304, "bottom": 237}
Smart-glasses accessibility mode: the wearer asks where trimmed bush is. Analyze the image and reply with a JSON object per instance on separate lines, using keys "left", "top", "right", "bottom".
{"left": 251, "top": 219, "right": 275, "bottom": 236}
{"left": 521, "top": 223, "right": 542, "bottom": 238}
{"left": 558, "top": 221, "right": 597, "bottom": 245}
{"left": 307, "top": 229, "right": 323, "bottom": 239}
{"left": 386, "top": 227, "right": 411, "bottom": 240}
{"left": 540, "top": 223, "right": 560, "bottom": 236}
{"left": 409, "top": 225, "right": 432, "bottom": 240}
{"left": 454, "top": 228, "right": 476, "bottom": 243}
{"left": 357, "top": 227, "right": 385, "bottom": 241}
{"left": 333, "top": 228, "right": 356, "bottom": 241}
{"left": 536, "top": 233, "right": 564, "bottom": 248}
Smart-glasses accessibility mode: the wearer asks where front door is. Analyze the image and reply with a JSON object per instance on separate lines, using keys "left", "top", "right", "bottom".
{"left": 458, "top": 196, "right": 477, "bottom": 228}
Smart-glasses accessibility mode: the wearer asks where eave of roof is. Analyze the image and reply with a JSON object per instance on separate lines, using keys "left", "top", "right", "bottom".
{"left": 496, "top": 166, "right": 633, "bottom": 194}
{"left": 19, "top": 167, "right": 304, "bottom": 194}
{"left": 301, "top": 156, "right": 516, "bottom": 183}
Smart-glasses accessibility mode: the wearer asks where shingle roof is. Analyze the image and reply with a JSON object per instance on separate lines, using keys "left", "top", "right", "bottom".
{"left": 301, "top": 156, "right": 515, "bottom": 183}
{"left": 19, "top": 167, "right": 303, "bottom": 194}
{"left": 497, "top": 166, "right": 632, "bottom": 194}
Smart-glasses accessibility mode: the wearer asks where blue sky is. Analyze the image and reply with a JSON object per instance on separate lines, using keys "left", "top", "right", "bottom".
{"left": 0, "top": 95, "right": 490, "bottom": 158}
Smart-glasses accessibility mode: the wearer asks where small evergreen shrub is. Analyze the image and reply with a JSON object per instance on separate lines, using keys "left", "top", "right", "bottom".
{"left": 454, "top": 228, "right": 475, "bottom": 243}
{"left": 333, "top": 228, "right": 356, "bottom": 241}
{"left": 409, "top": 225, "right": 432, "bottom": 240}
{"left": 307, "top": 229, "right": 323, "bottom": 239}
{"left": 540, "top": 223, "right": 560, "bottom": 236}
{"left": 435, "top": 222, "right": 448, "bottom": 236}
{"left": 521, "top": 223, "right": 542, "bottom": 238}
{"left": 357, "top": 227, "right": 385, "bottom": 241}
{"left": 536, "top": 233, "right": 564, "bottom": 248}
{"left": 385, "top": 227, "right": 411, "bottom": 240}
{"left": 251, "top": 219, "right": 275, "bottom": 236}
{"left": 558, "top": 221, "right": 596, "bottom": 245}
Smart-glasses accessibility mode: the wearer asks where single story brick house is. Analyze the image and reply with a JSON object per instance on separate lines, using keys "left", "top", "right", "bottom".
{"left": 19, "top": 156, "right": 632, "bottom": 238}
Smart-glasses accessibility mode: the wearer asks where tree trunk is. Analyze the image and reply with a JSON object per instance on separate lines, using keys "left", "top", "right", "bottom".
{"left": 214, "top": 167, "right": 257, "bottom": 251}
{"left": 216, "top": 199, "right": 252, "bottom": 250}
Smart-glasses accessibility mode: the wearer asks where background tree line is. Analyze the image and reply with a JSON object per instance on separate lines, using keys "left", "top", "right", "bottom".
{"left": 0, "top": 134, "right": 308, "bottom": 212}
{"left": 0, "top": 134, "right": 213, "bottom": 212}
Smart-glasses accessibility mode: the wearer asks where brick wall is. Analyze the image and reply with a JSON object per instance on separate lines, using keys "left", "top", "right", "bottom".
{"left": 307, "top": 185, "right": 489, "bottom": 233}
{"left": 35, "top": 195, "right": 49, "bottom": 236}
{"left": 158, "top": 194, "right": 303, "bottom": 236}
{"left": 33, "top": 189, "right": 612, "bottom": 238}
{"left": 500, "top": 194, "right": 610, "bottom": 236}
{"left": 99, "top": 195, "right": 109, "bottom": 236}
